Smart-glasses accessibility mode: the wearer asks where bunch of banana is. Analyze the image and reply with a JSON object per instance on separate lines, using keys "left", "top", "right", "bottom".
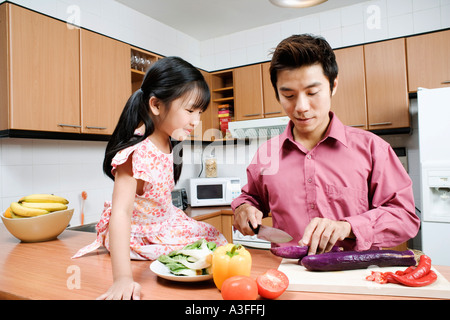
{"left": 5, "top": 194, "right": 69, "bottom": 219}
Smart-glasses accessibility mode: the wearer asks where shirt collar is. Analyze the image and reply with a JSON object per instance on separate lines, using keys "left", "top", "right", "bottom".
{"left": 280, "top": 112, "right": 348, "bottom": 148}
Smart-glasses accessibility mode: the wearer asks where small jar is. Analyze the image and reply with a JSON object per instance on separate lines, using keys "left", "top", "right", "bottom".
{"left": 205, "top": 156, "right": 217, "bottom": 178}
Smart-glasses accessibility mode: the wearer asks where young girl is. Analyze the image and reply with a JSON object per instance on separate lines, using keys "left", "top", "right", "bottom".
{"left": 72, "top": 56, "right": 227, "bottom": 300}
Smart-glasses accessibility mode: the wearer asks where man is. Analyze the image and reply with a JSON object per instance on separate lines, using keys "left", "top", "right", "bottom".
{"left": 231, "top": 34, "right": 420, "bottom": 255}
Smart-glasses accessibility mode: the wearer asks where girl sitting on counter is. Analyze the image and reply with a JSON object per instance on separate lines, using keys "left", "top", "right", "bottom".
{"left": 72, "top": 57, "right": 227, "bottom": 300}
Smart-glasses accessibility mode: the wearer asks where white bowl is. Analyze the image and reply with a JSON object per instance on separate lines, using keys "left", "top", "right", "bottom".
{"left": 1, "top": 209, "right": 74, "bottom": 242}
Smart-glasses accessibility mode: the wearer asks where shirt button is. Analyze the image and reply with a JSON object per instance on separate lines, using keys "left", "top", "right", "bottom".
{"left": 310, "top": 204, "right": 315, "bottom": 209}
{"left": 306, "top": 155, "right": 312, "bottom": 160}
{"left": 307, "top": 178, "right": 312, "bottom": 183}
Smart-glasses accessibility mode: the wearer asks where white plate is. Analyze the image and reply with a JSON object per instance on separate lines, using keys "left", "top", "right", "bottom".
{"left": 150, "top": 260, "right": 213, "bottom": 282}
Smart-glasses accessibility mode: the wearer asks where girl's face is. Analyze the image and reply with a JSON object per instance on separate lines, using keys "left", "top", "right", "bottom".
{"left": 151, "top": 89, "right": 204, "bottom": 141}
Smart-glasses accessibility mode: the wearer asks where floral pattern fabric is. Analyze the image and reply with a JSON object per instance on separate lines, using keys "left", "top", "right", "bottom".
{"left": 72, "top": 137, "right": 227, "bottom": 260}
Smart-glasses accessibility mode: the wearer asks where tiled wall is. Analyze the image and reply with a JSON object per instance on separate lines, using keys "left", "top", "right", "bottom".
{"left": 0, "top": 139, "right": 113, "bottom": 226}
{"left": 1, "top": 0, "right": 447, "bottom": 227}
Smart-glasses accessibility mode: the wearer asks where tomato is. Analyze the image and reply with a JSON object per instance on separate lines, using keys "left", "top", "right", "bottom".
{"left": 221, "top": 276, "right": 258, "bottom": 300}
{"left": 256, "top": 269, "right": 289, "bottom": 299}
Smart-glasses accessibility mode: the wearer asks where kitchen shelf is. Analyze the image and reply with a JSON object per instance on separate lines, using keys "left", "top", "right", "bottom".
{"left": 212, "top": 97, "right": 234, "bottom": 103}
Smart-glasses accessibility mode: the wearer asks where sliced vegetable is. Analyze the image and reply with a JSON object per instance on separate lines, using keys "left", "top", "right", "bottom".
{"left": 212, "top": 244, "right": 252, "bottom": 290}
{"left": 391, "top": 270, "right": 437, "bottom": 287}
{"left": 300, "top": 249, "right": 416, "bottom": 271}
{"left": 221, "top": 276, "right": 258, "bottom": 300}
{"left": 256, "top": 269, "right": 289, "bottom": 299}
{"left": 270, "top": 245, "right": 341, "bottom": 259}
{"left": 157, "top": 239, "right": 217, "bottom": 276}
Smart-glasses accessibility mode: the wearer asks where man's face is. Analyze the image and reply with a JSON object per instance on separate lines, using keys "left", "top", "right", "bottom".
{"left": 276, "top": 64, "right": 338, "bottom": 145}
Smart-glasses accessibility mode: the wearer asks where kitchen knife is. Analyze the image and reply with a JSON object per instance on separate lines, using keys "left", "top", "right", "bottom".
{"left": 249, "top": 223, "right": 293, "bottom": 243}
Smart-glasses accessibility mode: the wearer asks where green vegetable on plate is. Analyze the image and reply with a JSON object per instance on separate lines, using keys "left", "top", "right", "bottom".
{"left": 157, "top": 239, "right": 218, "bottom": 276}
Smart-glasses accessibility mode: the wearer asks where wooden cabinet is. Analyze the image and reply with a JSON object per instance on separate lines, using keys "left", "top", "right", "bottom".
{"left": 407, "top": 30, "right": 450, "bottom": 92}
{"left": 333, "top": 39, "right": 409, "bottom": 131}
{"left": 80, "top": 29, "right": 131, "bottom": 135}
{"left": 261, "top": 62, "right": 285, "bottom": 118}
{"left": 5, "top": 4, "right": 81, "bottom": 133}
{"left": 0, "top": 4, "right": 133, "bottom": 136}
{"left": 234, "top": 64, "right": 264, "bottom": 121}
{"left": 333, "top": 46, "right": 368, "bottom": 129}
{"left": 365, "top": 38, "right": 410, "bottom": 130}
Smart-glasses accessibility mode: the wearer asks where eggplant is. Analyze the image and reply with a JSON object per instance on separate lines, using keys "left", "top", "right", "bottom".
{"left": 270, "top": 245, "right": 342, "bottom": 259}
{"left": 300, "top": 249, "right": 416, "bottom": 271}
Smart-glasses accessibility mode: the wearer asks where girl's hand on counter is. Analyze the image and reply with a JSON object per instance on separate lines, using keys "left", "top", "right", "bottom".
{"left": 96, "top": 277, "right": 141, "bottom": 300}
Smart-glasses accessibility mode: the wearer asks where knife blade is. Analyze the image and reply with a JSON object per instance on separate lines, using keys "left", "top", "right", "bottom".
{"left": 249, "top": 223, "right": 293, "bottom": 243}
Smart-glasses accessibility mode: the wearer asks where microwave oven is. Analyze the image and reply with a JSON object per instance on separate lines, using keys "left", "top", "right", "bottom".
{"left": 189, "top": 177, "right": 241, "bottom": 207}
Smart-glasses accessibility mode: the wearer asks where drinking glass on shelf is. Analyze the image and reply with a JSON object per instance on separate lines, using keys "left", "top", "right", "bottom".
{"left": 139, "top": 56, "right": 146, "bottom": 72}
{"left": 145, "top": 58, "right": 152, "bottom": 71}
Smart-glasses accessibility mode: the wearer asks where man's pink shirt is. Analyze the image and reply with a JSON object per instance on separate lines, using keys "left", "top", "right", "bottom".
{"left": 232, "top": 113, "right": 420, "bottom": 250}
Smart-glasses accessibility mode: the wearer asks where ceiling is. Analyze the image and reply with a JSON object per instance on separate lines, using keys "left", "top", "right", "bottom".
{"left": 115, "top": 0, "right": 363, "bottom": 41}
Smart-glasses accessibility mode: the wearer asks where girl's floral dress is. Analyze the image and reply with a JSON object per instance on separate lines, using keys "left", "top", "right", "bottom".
{"left": 72, "top": 137, "right": 227, "bottom": 260}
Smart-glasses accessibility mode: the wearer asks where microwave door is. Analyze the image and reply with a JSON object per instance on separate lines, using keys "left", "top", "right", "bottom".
{"left": 197, "top": 184, "right": 224, "bottom": 200}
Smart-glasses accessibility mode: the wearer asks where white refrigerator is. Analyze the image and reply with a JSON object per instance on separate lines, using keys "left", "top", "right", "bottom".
{"left": 418, "top": 87, "right": 450, "bottom": 266}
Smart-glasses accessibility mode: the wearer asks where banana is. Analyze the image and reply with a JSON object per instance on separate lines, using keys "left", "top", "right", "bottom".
{"left": 19, "top": 194, "right": 69, "bottom": 204}
{"left": 11, "top": 211, "right": 29, "bottom": 219}
{"left": 21, "top": 202, "right": 68, "bottom": 212}
{"left": 10, "top": 202, "right": 49, "bottom": 217}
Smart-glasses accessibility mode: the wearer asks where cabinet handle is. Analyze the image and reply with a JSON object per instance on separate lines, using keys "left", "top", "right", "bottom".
{"left": 244, "top": 113, "right": 261, "bottom": 117}
{"left": 264, "top": 111, "right": 282, "bottom": 115}
{"left": 349, "top": 124, "right": 365, "bottom": 128}
{"left": 370, "top": 122, "right": 392, "bottom": 126}
{"left": 58, "top": 124, "right": 81, "bottom": 128}
{"left": 85, "top": 126, "right": 107, "bottom": 130}
{"left": 442, "top": 81, "right": 450, "bottom": 85}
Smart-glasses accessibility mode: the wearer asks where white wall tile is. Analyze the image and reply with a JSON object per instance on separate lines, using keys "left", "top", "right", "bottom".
{"left": 299, "top": 14, "right": 321, "bottom": 34}
{"left": 413, "top": 7, "right": 442, "bottom": 33}
{"left": 387, "top": 0, "right": 413, "bottom": 17}
{"left": 320, "top": 8, "right": 342, "bottom": 31}
{"left": 413, "top": 0, "right": 441, "bottom": 11}
{"left": 388, "top": 13, "right": 414, "bottom": 38}
{"left": 341, "top": 23, "right": 365, "bottom": 47}
{"left": 341, "top": 3, "right": 365, "bottom": 27}
{"left": 442, "top": 4, "right": 450, "bottom": 28}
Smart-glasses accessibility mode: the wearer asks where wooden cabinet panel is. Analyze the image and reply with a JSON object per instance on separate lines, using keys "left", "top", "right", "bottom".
{"left": 261, "top": 62, "right": 285, "bottom": 118}
{"left": 332, "top": 46, "right": 368, "bottom": 129}
{"left": 407, "top": 30, "right": 450, "bottom": 92}
{"left": 80, "top": 29, "right": 131, "bottom": 135}
{"left": 0, "top": 4, "right": 9, "bottom": 131}
{"left": 234, "top": 64, "right": 264, "bottom": 121}
{"left": 9, "top": 5, "right": 80, "bottom": 132}
{"left": 365, "top": 39, "right": 410, "bottom": 130}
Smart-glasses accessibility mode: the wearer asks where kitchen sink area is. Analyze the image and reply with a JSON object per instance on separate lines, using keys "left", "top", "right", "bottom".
{"left": 68, "top": 222, "right": 97, "bottom": 233}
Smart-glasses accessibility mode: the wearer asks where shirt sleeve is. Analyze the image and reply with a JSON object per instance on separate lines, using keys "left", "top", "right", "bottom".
{"left": 343, "top": 145, "right": 420, "bottom": 251}
{"left": 231, "top": 155, "right": 270, "bottom": 216}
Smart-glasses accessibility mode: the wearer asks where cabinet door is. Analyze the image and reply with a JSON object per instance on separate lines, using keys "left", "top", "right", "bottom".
{"left": 365, "top": 39, "right": 410, "bottom": 130}
{"left": 80, "top": 30, "right": 131, "bottom": 135}
{"left": 234, "top": 64, "right": 264, "bottom": 121}
{"left": 407, "top": 30, "right": 450, "bottom": 92}
{"left": 0, "top": 4, "right": 8, "bottom": 131}
{"left": 261, "top": 62, "right": 285, "bottom": 118}
{"left": 332, "top": 46, "right": 368, "bottom": 129}
{"left": 9, "top": 5, "right": 80, "bottom": 132}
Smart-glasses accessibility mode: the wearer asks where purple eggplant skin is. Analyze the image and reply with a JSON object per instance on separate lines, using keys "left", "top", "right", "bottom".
{"left": 300, "top": 249, "right": 416, "bottom": 271}
{"left": 271, "top": 245, "right": 342, "bottom": 259}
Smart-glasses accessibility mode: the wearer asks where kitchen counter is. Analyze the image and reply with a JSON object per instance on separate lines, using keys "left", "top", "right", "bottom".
{"left": 1, "top": 224, "right": 449, "bottom": 300}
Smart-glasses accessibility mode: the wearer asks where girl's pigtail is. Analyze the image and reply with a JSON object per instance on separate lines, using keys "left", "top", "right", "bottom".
{"left": 103, "top": 88, "right": 153, "bottom": 180}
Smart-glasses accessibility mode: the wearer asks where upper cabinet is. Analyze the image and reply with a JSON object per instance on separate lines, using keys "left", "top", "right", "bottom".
{"left": 333, "top": 46, "right": 368, "bottom": 129}
{"left": 407, "top": 30, "right": 450, "bottom": 92}
{"left": 5, "top": 4, "right": 81, "bottom": 133}
{"left": 333, "top": 38, "right": 409, "bottom": 131}
{"left": 261, "top": 62, "right": 285, "bottom": 118}
{"left": 80, "top": 29, "right": 131, "bottom": 135}
{"left": 234, "top": 64, "right": 264, "bottom": 121}
{"left": 365, "top": 38, "right": 409, "bottom": 130}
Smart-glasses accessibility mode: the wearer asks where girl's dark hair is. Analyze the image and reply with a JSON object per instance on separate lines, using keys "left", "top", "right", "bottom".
{"left": 103, "top": 56, "right": 210, "bottom": 184}
{"left": 270, "top": 34, "right": 338, "bottom": 99}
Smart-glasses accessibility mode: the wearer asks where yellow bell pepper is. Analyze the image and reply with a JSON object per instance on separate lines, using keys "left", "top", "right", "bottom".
{"left": 212, "top": 243, "right": 252, "bottom": 290}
